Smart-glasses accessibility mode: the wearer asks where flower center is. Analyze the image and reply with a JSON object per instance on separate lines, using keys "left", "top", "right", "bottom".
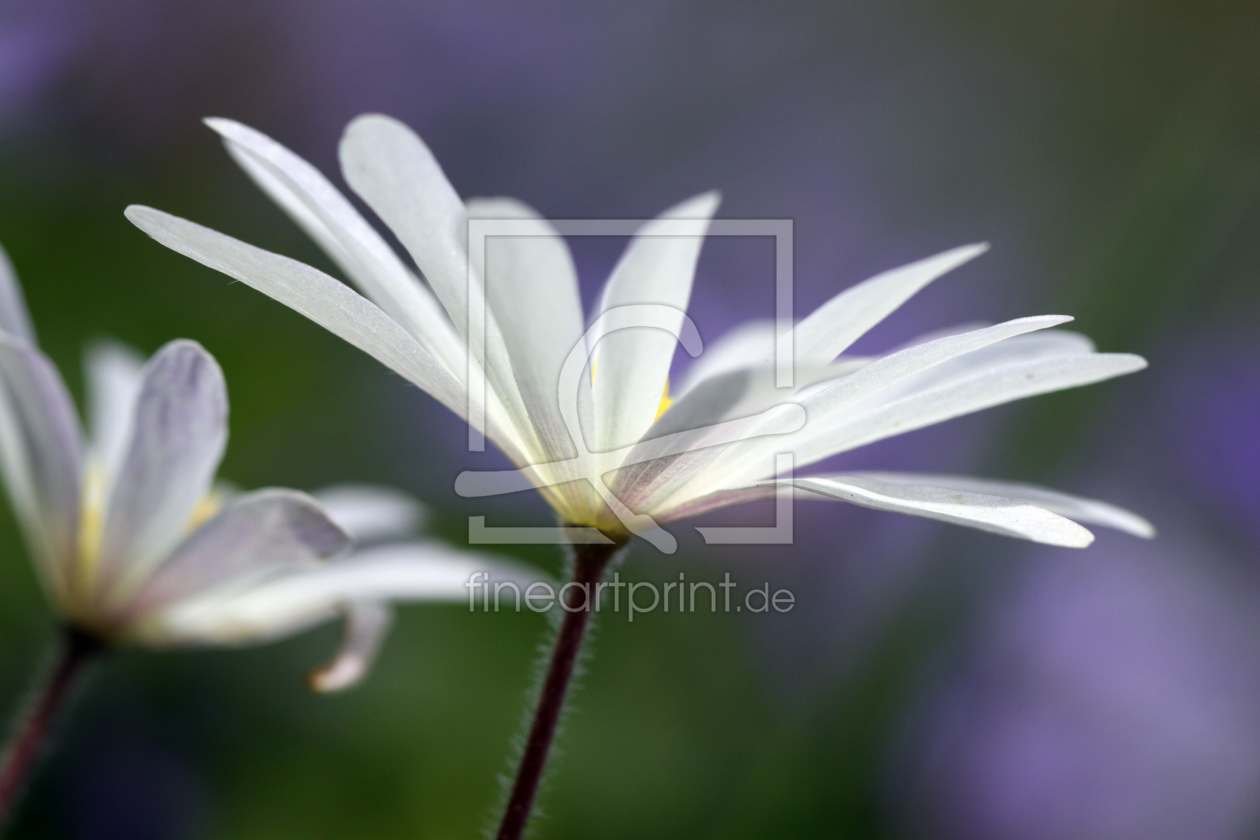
{"left": 74, "top": 464, "right": 224, "bottom": 597}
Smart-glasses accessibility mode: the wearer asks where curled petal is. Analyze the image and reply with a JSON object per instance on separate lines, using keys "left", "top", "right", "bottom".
{"left": 307, "top": 601, "right": 393, "bottom": 693}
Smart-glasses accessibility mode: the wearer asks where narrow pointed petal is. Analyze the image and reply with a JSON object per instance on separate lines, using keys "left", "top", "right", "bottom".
{"left": 591, "top": 192, "right": 720, "bottom": 450}
{"left": 338, "top": 114, "right": 469, "bottom": 335}
{"left": 307, "top": 601, "right": 393, "bottom": 692}
{"left": 336, "top": 117, "right": 539, "bottom": 463}
{"left": 98, "top": 340, "right": 228, "bottom": 593}
{"left": 676, "top": 319, "right": 776, "bottom": 395}
{"left": 128, "top": 488, "right": 351, "bottom": 616}
{"left": 205, "top": 117, "right": 468, "bottom": 379}
{"left": 867, "top": 328, "right": 1097, "bottom": 407}
{"left": 801, "top": 315, "right": 1074, "bottom": 418}
{"left": 0, "top": 334, "right": 83, "bottom": 588}
{"left": 668, "top": 316, "right": 1075, "bottom": 503}
{"left": 791, "top": 352, "right": 1149, "bottom": 468}
{"left": 849, "top": 472, "right": 1155, "bottom": 537}
{"left": 0, "top": 243, "right": 36, "bottom": 343}
{"left": 788, "top": 474, "right": 1095, "bottom": 547}
{"left": 314, "top": 484, "right": 425, "bottom": 543}
{"left": 467, "top": 197, "right": 585, "bottom": 462}
{"left": 84, "top": 340, "right": 145, "bottom": 478}
{"left": 124, "top": 206, "right": 471, "bottom": 421}
{"left": 792, "top": 243, "right": 989, "bottom": 367}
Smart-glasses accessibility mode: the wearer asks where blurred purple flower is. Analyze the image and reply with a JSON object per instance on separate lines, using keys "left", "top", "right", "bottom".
{"left": 893, "top": 526, "right": 1260, "bottom": 840}
{"left": 1163, "top": 336, "right": 1260, "bottom": 546}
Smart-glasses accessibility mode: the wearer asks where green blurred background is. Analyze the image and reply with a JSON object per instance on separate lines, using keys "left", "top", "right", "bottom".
{"left": 1, "top": 1, "right": 1259, "bottom": 838}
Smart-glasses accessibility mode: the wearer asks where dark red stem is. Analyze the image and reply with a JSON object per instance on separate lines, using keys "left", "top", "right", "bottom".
{"left": 495, "top": 541, "right": 615, "bottom": 840}
{"left": 0, "top": 627, "right": 100, "bottom": 827}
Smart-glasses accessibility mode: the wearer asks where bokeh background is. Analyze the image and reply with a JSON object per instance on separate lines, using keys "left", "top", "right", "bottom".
{"left": 1, "top": 1, "right": 1258, "bottom": 838}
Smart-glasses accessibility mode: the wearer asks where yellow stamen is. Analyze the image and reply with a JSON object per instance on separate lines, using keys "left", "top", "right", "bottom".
{"left": 187, "top": 491, "right": 224, "bottom": 531}
{"left": 76, "top": 465, "right": 106, "bottom": 595}
{"left": 590, "top": 359, "right": 673, "bottom": 420}
{"left": 655, "top": 378, "right": 673, "bottom": 420}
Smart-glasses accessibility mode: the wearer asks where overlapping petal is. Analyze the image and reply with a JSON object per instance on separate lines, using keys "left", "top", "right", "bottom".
{"left": 590, "top": 192, "right": 720, "bottom": 451}
{"left": 144, "top": 540, "right": 544, "bottom": 650}
{"left": 124, "top": 114, "right": 1153, "bottom": 555}
{"left": 126, "top": 488, "right": 350, "bottom": 620}
{"left": 0, "top": 334, "right": 83, "bottom": 592}
{"left": 96, "top": 340, "right": 228, "bottom": 600}
{"left": 123, "top": 207, "right": 484, "bottom": 437}
{"left": 205, "top": 117, "right": 468, "bottom": 381}
{"left": 84, "top": 340, "right": 145, "bottom": 483}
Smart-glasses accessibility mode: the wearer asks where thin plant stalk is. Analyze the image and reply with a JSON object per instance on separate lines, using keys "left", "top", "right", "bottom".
{"left": 0, "top": 628, "right": 100, "bottom": 827}
{"left": 496, "top": 541, "right": 617, "bottom": 840}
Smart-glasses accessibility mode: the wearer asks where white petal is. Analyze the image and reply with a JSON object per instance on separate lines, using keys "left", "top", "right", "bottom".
{"left": 307, "top": 600, "right": 393, "bottom": 692}
{"left": 865, "top": 328, "right": 1097, "bottom": 407}
{"left": 676, "top": 319, "right": 776, "bottom": 394}
{"left": 848, "top": 472, "right": 1155, "bottom": 538}
{"left": 124, "top": 206, "right": 473, "bottom": 424}
{"left": 144, "top": 541, "right": 543, "bottom": 645}
{"left": 127, "top": 488, "right": 351, "bottom": 616}
{"left": 98, "top": 340, "right": 228, "bottom": 595}
{"left": 786, "top": 474, "right": 1095, "bottom": 547}
{"left": 337, "top": 117, "right": 542, "bottom": 462}
{"left": 800, "top": 316, "right": 1073, "bottom": 419}
{"left": 591, "top": 192, "right": 720, "bottom": 451}
{"left": 612, "top": 361, "right": 859, "bottom": 512}
{"left": 792, "top": 243, "right": 988, "bottom": 367}
{"left": 789, "top": 351, "right": 1149, "bottom": 468}
{"left": 467, "top": 197, "right": 585, "bottom": 462}
{"left": 0, "top": 334, "right": 83, "bottom": 590}
{"left": 205, "top": 118, "right": 468, "bottom": 381}
{"left": 667, "top": 316, "right": 1074, "bottom": 504}
{"left": 313, "top": 483, "right": 425, "bottom": 542}
{"left": 0, "top": 242, "right": 36, "bottom": 343}
{"left": 338, "top": 114, "right": 470, "bottom": 337}
{"left": 84, "top": 339, "right": 145, "bottom": 478}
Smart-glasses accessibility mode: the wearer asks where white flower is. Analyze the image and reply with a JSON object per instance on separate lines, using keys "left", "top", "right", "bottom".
{"left": 0, "top": 245, "right": 537, "bottom": 690}
{"left": 125, "top": 115, "right": 1153, "bottom": 553}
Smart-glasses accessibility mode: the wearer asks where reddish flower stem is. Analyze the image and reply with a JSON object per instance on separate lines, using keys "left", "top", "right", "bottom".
{"left": 0, "top": 628, "right": 100, "bottom": 827}
{"left": 495, "top": 541, "right": 616, "bottom": 840}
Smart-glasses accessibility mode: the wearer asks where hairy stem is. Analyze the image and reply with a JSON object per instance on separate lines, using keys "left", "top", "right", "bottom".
{"left": 0, "top": 627, "right": 101, "bottom": 827}
{"left": 496, "top": 541, "right": 616, "bottom": 840}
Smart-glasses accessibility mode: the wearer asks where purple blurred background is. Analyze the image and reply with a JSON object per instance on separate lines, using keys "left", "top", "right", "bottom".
{"left": 2, "top": 1, "right": 1259, "bottom": 838}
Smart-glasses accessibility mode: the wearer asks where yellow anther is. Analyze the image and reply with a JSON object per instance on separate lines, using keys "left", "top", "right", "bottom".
{"left": 655, "top": 378, "right": 673, "bottom": 421}
{"left": 591, "top": 359, "right": 673, "bottom": 420}
{"left": 187, "top": 491, "right": 224, "bottom": 532}
{"left": 76, "top": 465, "right": 106, "bottom": 590}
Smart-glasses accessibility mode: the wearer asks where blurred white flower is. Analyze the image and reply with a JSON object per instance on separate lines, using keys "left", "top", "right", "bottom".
{"left": 127, "top": 115, "right": 1152, "bottom": 552}
{"left": 0, "top": 244, "right": 536, "bottom": 691}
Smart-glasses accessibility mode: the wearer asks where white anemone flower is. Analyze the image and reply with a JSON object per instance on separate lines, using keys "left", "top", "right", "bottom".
{"left": 0, "top": 245, "right": 537, "bottom": 691}
{"left": 125, "top": 115, "right": 1153, "bottom": 553}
